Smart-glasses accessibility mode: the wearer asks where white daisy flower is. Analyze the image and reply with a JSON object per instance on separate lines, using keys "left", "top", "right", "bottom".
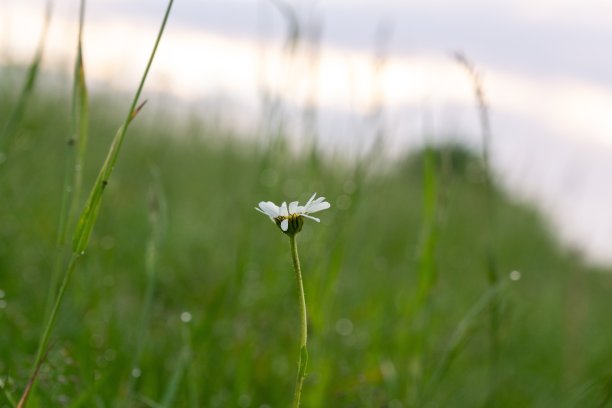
{"left": 255, "top": 193, "right": 331, "bottom": 235}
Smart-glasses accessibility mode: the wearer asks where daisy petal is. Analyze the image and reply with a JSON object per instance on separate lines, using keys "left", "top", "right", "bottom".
{"left": 280, "top": 202, "right": 288, "bottom": 217}
{"left": 281, "top": 218, "right": 289, "bottom": 231}
{"left": 301, "top": 214, "right": 320, "bottom": 222}
{"left": 306, "top": 201, "right": 330, "bottom": 213}
{"left": 305, "top": 192, "right": 317, "bottom": 208}
{"left": 258, "top": 201, "right": 279, "bottom": 217}
{"left": 288, "top": 201, "right": 299, "bottom": 214}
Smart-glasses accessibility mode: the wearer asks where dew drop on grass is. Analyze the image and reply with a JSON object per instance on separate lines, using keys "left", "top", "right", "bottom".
{"left": 510, "top": 270, "right": 521, "bottom": 281}
{"left": 131, "top": 367, "right": 142, "bottom": 378}
{"left": 335, "top": 318, "right": 353, "bottom": 336}
{"left": 180, "top": 311, "right": 192, "bottom": 323}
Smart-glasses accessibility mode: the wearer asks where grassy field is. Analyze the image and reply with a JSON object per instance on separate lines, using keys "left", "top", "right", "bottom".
{"left": 2, "top": 71, "right": 612, "bottom": 408}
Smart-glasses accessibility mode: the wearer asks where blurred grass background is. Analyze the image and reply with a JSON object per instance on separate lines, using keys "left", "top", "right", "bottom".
{"left": 2, "top": 68, "right": 612, "bottom": 407}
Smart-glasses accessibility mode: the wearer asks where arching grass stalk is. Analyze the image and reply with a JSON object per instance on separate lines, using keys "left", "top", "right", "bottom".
{"left": 18, "top": 2, "right": 174, "bottom": 406}
{"left": 255, "top": 193, "right": 331, "bottom": 407}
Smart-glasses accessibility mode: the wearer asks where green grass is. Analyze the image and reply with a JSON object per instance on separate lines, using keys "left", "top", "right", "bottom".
{"left": 1, "top": 79, "right": 612, "bottom": 407}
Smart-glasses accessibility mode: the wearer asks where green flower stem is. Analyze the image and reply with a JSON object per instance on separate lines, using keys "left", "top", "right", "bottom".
{"left": 289, "top": 234, "right": 308, "bottom": 408}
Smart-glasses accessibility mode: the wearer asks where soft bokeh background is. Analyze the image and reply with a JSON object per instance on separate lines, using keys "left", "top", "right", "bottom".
{"left": 5, "top": 0, "right": 612, "bottom": 264}
{"left": 2, "top": 1, "right": 612, "bottom": 407}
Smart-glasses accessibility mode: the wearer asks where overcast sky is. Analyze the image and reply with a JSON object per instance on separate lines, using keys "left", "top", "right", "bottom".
{"left": 68, "top": 0, "right": 612, "bottom": 85}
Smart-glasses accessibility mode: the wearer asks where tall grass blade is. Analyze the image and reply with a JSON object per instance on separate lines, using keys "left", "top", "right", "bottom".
{"left": 1, "top": 377, "right": 17, "bottom": 408}
{"left": 0, "top": 0, "right": 52, "bottom": 150}
{"left": 68, "top": 0, "right": 90, "bottom": 238}
{"left": 20, "top": 2, "right": 174, "bottom": 405}
{"left": 67, "top": 372, "right": 109, "bottom": 408}
{"left": 424, "top": 282, "right": 505, "bottom": 403}
{"left": 44, "top": 0, "right": 89, "bottom": 326}
{"left": 125, "top": 171, "right": 167, "bottom": 398}
{"left": 405, "top": 145, "right": 440, "bottom": 401}
{"left": 416, "top": 145, "right": 439, "bottom": 305}
{"left": 159, "top": 347, "right": 190, "bottom": 408}
{"left": 72, "top": 0, "right": 170, "bottom": 253}
{"left": 454, "top": 51, "right": 501, "bottom": 393}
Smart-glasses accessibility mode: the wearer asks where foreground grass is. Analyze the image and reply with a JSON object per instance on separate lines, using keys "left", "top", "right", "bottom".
{"left": 1, "top": 86, "right": 612, "bottom": 407}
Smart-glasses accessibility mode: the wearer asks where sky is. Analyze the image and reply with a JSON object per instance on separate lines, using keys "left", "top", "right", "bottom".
{"left": 3, "top": 0, "right": 612, "bottom": 265}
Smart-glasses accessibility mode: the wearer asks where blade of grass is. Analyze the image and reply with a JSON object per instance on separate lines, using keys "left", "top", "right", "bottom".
{"left": 160, "top": 347, "right": 190, "bottom": 408}
{"left": 416, "top": 145, "right": 439, "bottom": 306}
{"left": 68, "top": 0, "right": 90, "bottom": 236}
{"left": 44, "top": 0, "right": 89, "bottom": 332}
{"left": 405, "top": 144, "right": 440, "bottom": 402}
{"left": 125, "top": 170, "right": 167, "bottom": 398}
{"left": 422, "top": 282, "right": 505, "bottom": 405}
{"left": 1, "top": 375, "right": 17, "bottom": 408}
{"left": 0, "top": 0, "right": 52, "bottom": 151}
{"left": 16, "top": 340, "right": 56, "bottom": 408}
{"left": 156, "top": 322, "right": 192, "bottom": 408}
{"left": 19, "top": 2, "right": 174, "bottom": 405}
{"left": 454, "top": 51, "right": 500, "bottom": 396}
{"left": 66, "top": 371, "right": 109, "bottom": 408}
{"left": 71, "top": 0, "right": 172, "bottom": 255}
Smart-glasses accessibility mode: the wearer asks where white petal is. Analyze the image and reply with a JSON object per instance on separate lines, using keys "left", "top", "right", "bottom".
{"left": 280, "top": 202, "right": 288, "bottom": 217}
{"left": 306, "top": 201, "right": 330, "bottom": 213}
{"left": 288, "top": 201, "right": 299, "bottom": 214}
{"left": 304, "top": 192, "right": 317, "bottom": 208}
{"left": 304, "top": 196, "right": 325, "bottom": 211}
{"left": 311, "top": 196, "right": 326, "bottom": 205}
{"left": 258, "top": 201, "right": 279, "bottom": 217}
{"left": 302, "top": 214, "right": 320, "bottom": 222}
{"left": 281, "top": 218, "right": 289, "bottom": 231}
